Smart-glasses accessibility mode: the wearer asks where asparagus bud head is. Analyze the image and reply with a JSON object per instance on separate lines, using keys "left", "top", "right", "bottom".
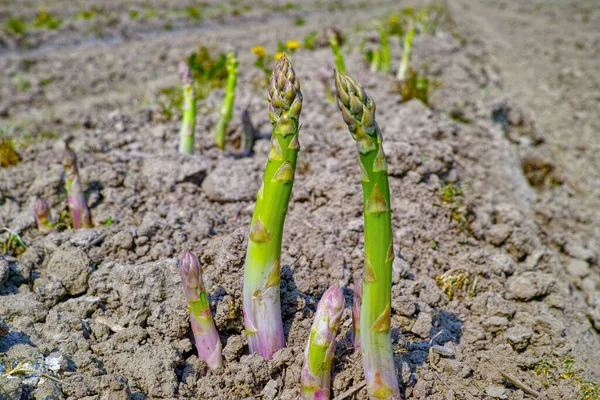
{"left": 301, "top": 283, "right": 345, "bottom": 399}
{"left": 62, "top": 142, "right": 92, "bottom": 229}
{"left": 179, "top": 250, "right": 223, "bottom": 370}
{"left": 178, "top": 60, "right": 193, "bottom": 86}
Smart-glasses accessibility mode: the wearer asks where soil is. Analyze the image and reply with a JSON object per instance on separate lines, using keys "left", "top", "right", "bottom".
{"left": 1, "top": 0, "right": 599, "bottom": 399}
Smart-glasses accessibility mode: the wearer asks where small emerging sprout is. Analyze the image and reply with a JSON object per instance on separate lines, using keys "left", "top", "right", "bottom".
{"left": 63, "top": 142, "right": 92, "bottom": 229}
{"left": 34, "top": 196, "right": 54, "bottom": 233}
{"left": 397, "top": 21, "right": 415, "bottom": 81}
{"left": 301, "top": 283, "right": 345, "bottom": 399}
{"left": 179, "top": 250, "right": 223, "bottom": 370}
{"left": 178, "top": 60, "right": 196, "bottom": 154}
{"left": 327, "top": 29, "right": 346, "bottom": 74}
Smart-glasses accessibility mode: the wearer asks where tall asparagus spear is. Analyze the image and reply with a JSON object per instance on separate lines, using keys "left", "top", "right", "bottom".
{"left": 34, "top": 196, "right": 54, "bottom": 233}
{"left": 214, "top": 50, "right": 239, "bottom": 150}
{"left": 243, "top": 55, "right": 303, "bottom": 359}
{"left": 179, "top": 250, "right": 223, "bottom": 370}
{"left": 63, "top": 143, "right": 92, "bottom": 229}
{"left": 397, "top": 21, "right": 415, "bottom": 81}
{"left": 334, "top": 71, "right": 400, "bottom": 400}
{"left": 178, "top": 60, "right": 196, "bottom": 154}
{"left": 378, "top": 23, "right": 391, "bottom": 73}
{"left": 301, "top": 283, "right": 345, "bottom": 399}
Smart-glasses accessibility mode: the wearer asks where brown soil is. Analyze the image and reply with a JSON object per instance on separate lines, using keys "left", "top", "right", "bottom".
{"left": 1, "top": 0, "right": 599, "bottom": 399}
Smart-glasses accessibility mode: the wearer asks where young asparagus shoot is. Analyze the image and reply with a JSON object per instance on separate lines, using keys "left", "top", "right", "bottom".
{"left": 214, "top": 50, "right": 239, "bottom": 150}
{"left": 179, "top": 250, "right": 223, "bottom": 370}
{"left": 397, "top": 21, "right": 415, "bottom": 81}
{"left": 243, "top": 55, "right": 303, "bottom": 359}
{"left": 327, "top": 29, "right": 346, "bottom": 74}
{"left": 352, "top": 280, "right": 362, "bottom": 352}
{"left": 334, "top": 70, "right": 400, "bottom": 399}
{"left": 301, "top": 283, "right": 345, "bottom": 399}
{"left": 34, "top": 196, "right": 54, "bottom": 232}
{"left": 63, "top": 143, "right": 92, "bottom": 229}
{"left": 240, "top": 107, "right": 258, "bottom": 157}
{"left": 178, "top": 60, "right": 196, "bottom": 154}
{"left": 378, "top": 23, "right": 391, "bottom": 73}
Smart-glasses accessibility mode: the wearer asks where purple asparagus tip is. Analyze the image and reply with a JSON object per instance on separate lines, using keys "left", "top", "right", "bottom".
{"left": 178, "top": 60, "right": 193, "bottom": 85}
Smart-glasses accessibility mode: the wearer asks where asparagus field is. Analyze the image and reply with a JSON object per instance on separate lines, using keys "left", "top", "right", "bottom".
{"left": 1, "top": 0, "right": 600, "bottom": 399}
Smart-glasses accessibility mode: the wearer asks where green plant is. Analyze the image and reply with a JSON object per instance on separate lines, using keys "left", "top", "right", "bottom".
{"left": 435, "top": 269, "right": 476, "bottom": 300}
{"left": 179, "top": 250, "right": 222, "bottom": 369}
{"left": 185, "top": 6, "right": 202, "bottom": 20}
{"left": 301, "top": 284, "right": 344, "bottom": 399}
{"left": 0, "top": 138, "right": 20, "bottom": 168}
{"left": 397, "top": 21, "right": 415, "bottom": 80}
{"left": 4, "top": 17, "right": 26, "bottom": 35}
{"left": 334, "top": 71, "right": 400, "bottom": 399}
{"left": 214, "top": 51, "right": 238, "bottom": 150}
{"left": 178, "top": 60, "right": 196, "bottom": 154}
{"left": 1, "top": 228, "right": 27, "bottom": 255}
{"left": 188, "top": 44, "right": 229, "bottom": 99}
{"left": 243, "top": 56, "right": 303, "bottom": 359}
{"left": 303, "top": 31, "right": 318, "bottom": 49}
{"left": 34, "top": 7, "right": 62, "bottom": 30}
{"left": 327, "top": 29, "right": 346, "bottom": 74}
{"left": 395, "top": 68, "right": 430, "bottom": 104}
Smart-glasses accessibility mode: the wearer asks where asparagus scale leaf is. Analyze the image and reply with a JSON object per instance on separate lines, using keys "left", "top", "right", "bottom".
{"left": 178, "top": 60, "right": 196, "bottom": 154}
{"left": 34, "top": 196, "right": 54, "bottom": 233}
{"left": 214, "top": 50, "right": 239, "bottom": 150}
{"left": 243, "top": 55, "right": 303, "bottom": 359}
{"left": 301, "top": 283, "right": 345, "bottom": 399}
{"left": 63, "top": 143, "right": 92, "bottom": 229}
{"left": 334, "top": 71, "right": 400, "bottom": 400}
{"left": 179, "top": 250, "right": 223, "bottom": 370}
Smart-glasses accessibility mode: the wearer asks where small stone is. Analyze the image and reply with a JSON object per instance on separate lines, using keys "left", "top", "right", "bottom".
{"left": 411, "top": 312, "right": 433, "bottom": 338}
{"left": 483, "top": 316, "right": 509, "bottom": 334}
{"left": 260, "top": 379, "right": 279, "bottom": 400}
{"left": 507, "top": 272, "right": 554, "bottom": 301}
{"left": 565, "top": 241, "right": 596, "bottom": 262}
{"left": 485, "top": 385, "right": 507, "bottom": 399}
{"left": 505, "top": 325, "right": 533, "bottom": 351}
{"left": 486, "top": 224, "right": 513, "bottom": 246}
{"left": 566, "top": 258, "right": 589, "bottom": 278}
{"left": 222, "top": 335, "right": 246, "bottom": 362}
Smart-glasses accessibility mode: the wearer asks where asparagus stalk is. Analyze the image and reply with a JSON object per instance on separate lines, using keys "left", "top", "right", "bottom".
{"left": 370, "top": 49, "right": 380, "bottom": 73}
{"left": 63, "top": 143, "right": 92, "bottom": 229}
{"left": 352, "top": 279, "right": 362, "bottom": 352}
{"left": 243, "top": 55, "right": 303, "bottom": 359}
{"left": 240, "top": 107, "right": 257, "bottom": 157}
{"left": 327, "top": 29, "right": 346, "bottom": 74}
{"left": 397, "top": 21, "right": 415, "bottom": 81}
{"left": 178, "top": 60, "right": 196, "bottom": 154}
{"left": 378, "top": 23, "right": 391, "bottom": 73}
{"left": 333, "top": 71, "right": 400, "bottom": 400}
{"left": 179, "top": 250, "right": 223, "bottom": 370}
{"left": 34, "top": 196, "right": 54, "bottom": 233}
{"left": 301, "top": 283, "right": 345, "bottom": 399}
{"left": 214, "top": 50, "right": 239, "bottom": 150}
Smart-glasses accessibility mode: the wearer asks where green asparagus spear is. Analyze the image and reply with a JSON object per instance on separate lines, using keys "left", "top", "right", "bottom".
{"left": 243, "top": 55, "right": 303, "bottom": 359}
{"left": 378, "top": 23, "right": 391, "bottom": 73}
{"left": 327, "top": 29, "right": 346, "bottom": 74}
{"left": 214, "top": 50, "right": 239, "bottom": 150}
{"left": 334, "top": 70, "right": 400, "bottom": 399}
{"left": 397, "top": 21, "right": 415, "bottom": 81}
{"left": 178, "top": 60, "right": 196, "bottom": 154}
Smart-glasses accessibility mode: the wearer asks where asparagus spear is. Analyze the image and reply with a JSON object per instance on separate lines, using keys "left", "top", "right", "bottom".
{"left": 333, "top": 71, "right": 400, "bottom": 400}
{"left": 397, "top": 21, "right": 415, "bottom": 81}
{"left": 63, "top": 143, "right": 92, "bottom": 229}
{"left": 352, "top": 279, "right": 362, "bottom": 352}
{"left": 178, "top": 60, "right": 196, "bottom": 154}
{"left": 179, "top": 250, "right": 223, "bottom": 370}
{"left": 243, "top": 55, "right": 303, "bottom": 359}
{"left": 214, "top": 50, "right": 239, "bottom": 150}
{"left": 34, "top": 196, "right": 54, "bottom": 233}
{"left": 327, "top": 29, "right": 346, "bottom": 74}
{"left": 301, "top": 283, "right": 345, "bottom": 399}
{"left": 378, "top": 23, "right": 391, "bottom": 73}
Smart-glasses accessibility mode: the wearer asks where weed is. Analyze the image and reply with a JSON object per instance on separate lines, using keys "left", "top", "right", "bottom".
{"left": 395, "top": 68, "right": 430, "bottom": 104}
{"left": 188, "top": 44, "right": 229, "bottom": 98}
{"left": 0, "top": 138, "right": 20, "bottom": 168}
{"left": 303, "top": 31, "right": 317, "bottom": 49}
{"left": 185, "top": 6, "right": 202, "bottom": 20}
{"left": 34, "top": 7, "right": 62, "bottom": 30}
{"left": 14, "top": 73, "right": 30, "bottom": 91}
{"left": 435, "top": 269, "right": 476, "bottom": 300}
{"left": 75, "top": 7, "right": 101, "bottom": 20}
{"left": 4, "top": 17, "right": 26, "bottom": 35}
{"left": 1, "top": 228, "right": 27, "bottom": 256}
{"left": 440, "top": 183, "right": 462, "bottom": 203}
{"left": 532, "top": 356, "right": 600, "bottom": 399}
{"left": 129, "top": 10, "right": 139, "bottom": 19}
{"left": 438, "top": 182, "right": 473, "bottom": 233}
{"left": 295, "top": 16, "right": 305, "bottom": 26}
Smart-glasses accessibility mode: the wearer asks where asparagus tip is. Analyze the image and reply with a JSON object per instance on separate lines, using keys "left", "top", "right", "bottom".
{"left": 178, "top": 60, "right": 193, "bottom": 85}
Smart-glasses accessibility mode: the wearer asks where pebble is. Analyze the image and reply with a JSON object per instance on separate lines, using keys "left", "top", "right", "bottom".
{"left": 485, "top": 385, "right": 508, "bottom": 399}
{"left": 486, "top": 224, "right": 513, "bottom": 246}
{"left": 260, "top": 379, "right": 279, "bottom": 400}
{"left": 505, "top": 325, "right": 533, "bottom": 351}
{"left": 566, "top": 258, "right": 590, "bottom": 278}
{"left": 483, "top": 316, "right": 509, "bottom": 334}
{"left": 507, "top": 272, "right": 554, "bottom": 301}
{"left": 565, "top": 240, "right": 596, "bottom": 262}
{"left": 411, "top": 312, "right": 433, "bottom": 338}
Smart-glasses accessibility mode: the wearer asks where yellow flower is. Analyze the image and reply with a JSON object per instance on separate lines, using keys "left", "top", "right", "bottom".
{"left": 389, "top": 13, "right": 400, "bottom": 25}
{"left": 285, "top": 40, "right": 301, "bottom": 50}
{"left": 251, "top": 45, "right": 266, "bottom": 57}
{"left": 274, "top": 52, "right": 284, "bottom": 61}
